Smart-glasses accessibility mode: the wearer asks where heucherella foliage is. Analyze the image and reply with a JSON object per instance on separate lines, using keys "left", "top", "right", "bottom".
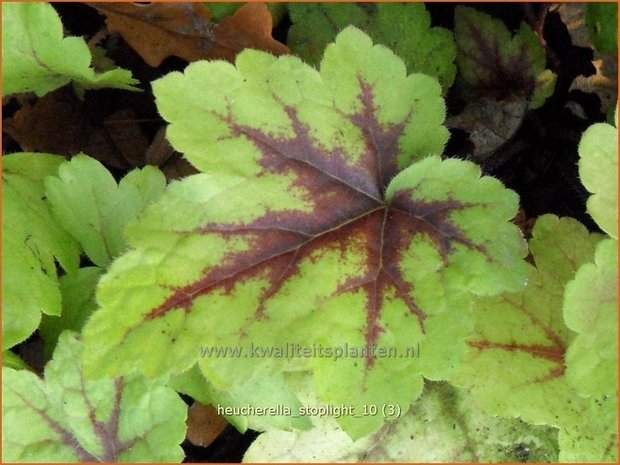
{"left": 82, "top": 27, "right": 528, "bottom": 438}
{"left": 2, "top": 332, "right": 187, "bottom": 463}
{"left": 578, "top": 107, "right": 618, "bottom": 239}
{"left": 2, "top": 154, "right": 80, "bottom": 350}
{"left": 585, "top": 3, "right": 618, "bottom": 54}
{"left": 2, "top": 2, "right": 138, "bottom": 97}
{"left": 449, "top": 215, "right": 616, "bottom": 462}
{"left": 454, "top": 6, "right": 556, "bottom": 109}
{"left": 245, "top": 378, "right": 559, "bottom": 462}
{"left": 287, "top": 3, "right": 456, "bottom": 92}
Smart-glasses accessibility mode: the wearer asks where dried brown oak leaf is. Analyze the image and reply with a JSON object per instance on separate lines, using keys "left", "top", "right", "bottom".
{"left": 88, "top": 2, "right": 289, "bottom": 67}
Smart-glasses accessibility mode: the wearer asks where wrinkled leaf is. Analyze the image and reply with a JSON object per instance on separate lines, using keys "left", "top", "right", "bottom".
{"left": 578, "top": 110, "right": 618, "bottom": 239}
{"left": 244, "top": 381, "right": 559, "bottom": 462}
{"left": 450, "top": 215, "right": 616, "bottom": 462}
{"left": 40, "top": 267, "right": 104, "bottom": 359}
{"left": 288, "top": 3, "right": 456, "bottom": 92}
{"left": 564, "top": 238, "right": 618, "bottom": 398}
{"left": 2, "top": 2, "right": 138, "bottom": 97}
{"left": 454, "top": 6, "right": 555, "bottom": 108}
{"left": 82, "top": 27, "right": 527, "bottom": 438}
{"left": 44, "top": 155, "right": 166, "bottom": 268}
{"left": 2, "top": 153, "right": 81, "bottom": 350}
{"left": 89, "top": 2, "right": 288, "bottom": 67}
{"left": 2, "top": 332, "right": 187, "bottom": 463}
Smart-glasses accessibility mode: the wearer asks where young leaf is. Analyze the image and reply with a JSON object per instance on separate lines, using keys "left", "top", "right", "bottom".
{"left": 39, "top": 267, "right": 104, "bottom": 359}
{"left": 288, "top": 3, "right": 457, "bottom": 92}
{"left": 44, "top": 155, "right": 166, "bottom": 268}
{"left": 2, "top": 3, "right": 138, "bottom": 97}
{"left": 578, "top": 110, "right": 618, "bottom": 239}
{"left": 245, "top": 381, "right": 559, "bottom": 462}
{"left": 2, "top": 331, "right": 187, "bottom": 463}
{"left": 449, "top": 215, "right": 616, "bottom": 462}
{"left": 454, "top": 6, "right": 555, "bottom": 109}
{"left": 564, "top": 238, "right": 618, "bottom": 398}
{"left": 2, "top": 153, "right": 81, "bottom": 350}
{"left": 2, "top": 351, "right": 31, "bottom": 371}
{"left": 82, "top": 27, "right": 527, "bottom": 437}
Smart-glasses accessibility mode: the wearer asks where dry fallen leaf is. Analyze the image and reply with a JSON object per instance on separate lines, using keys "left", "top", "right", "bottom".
{"left": 88, "top": 2, "right": 289, "bottom": 67}
{"left": 186, "top": 402, "right": 229, "bottom": 448}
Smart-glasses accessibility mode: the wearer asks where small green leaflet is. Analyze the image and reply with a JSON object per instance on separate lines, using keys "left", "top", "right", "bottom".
{"left": 82, "top": 27, "right": 527, "bottom": 438}
{"left": 2, "top": 331, "right": 187, "bottom": 463}
{"left": 287, "top": 3, "right": 456, "bottom": 92}
{"left": 2, "top": 2, "right": 139, "bottom": 97}
{"left": 244, "top": 379, "right": 559, "bottom": 462}
{"left": 454, "top": 6, "right": 556, "bottom": 109}
{"left": 449, "top": 214, "right": 616, "bottom": 462}
{"left": 39, "top": 267, "right": 104, "bottom": 359}
{"left": 578, "top": 108, "right": 618, "bottom": 239}
{"left": 2, "top": 154, "right": 80, "bottom": 350}
{"left": 45, "top": 155, "right": 167, "bottom": 268}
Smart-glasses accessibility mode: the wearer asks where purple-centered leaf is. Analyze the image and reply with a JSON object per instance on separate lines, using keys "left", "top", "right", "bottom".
{"left": 83, "top": 27, "right": 528, "bottom": 437}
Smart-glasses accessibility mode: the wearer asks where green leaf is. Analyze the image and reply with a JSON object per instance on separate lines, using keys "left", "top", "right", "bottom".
{"left": 207, "top": 2, "right": 286, "bottom": 25}
{"left": 564, "top": 238, "right": 618, "bottom": 398}
{"left": 287, "top": 3, "right": 456, "bottom": 92}
{"left": 39, "top": 267, "right": 104, "bottom": 359}
{"left": 2, "top": 2, "right": 139, "bottom": 97}
{"left": 449, "top": 214, "right": 616, "bottom": 462}
{"left": 2, "top": 351, "right": 31, "bottom": 371}
{"left": 2, "top": 153, "right": 81, "bottom": 350}
{"left": 82, "top": 27, "right": 527, "bottom": 438}
{"left": 169, "top": 365, "right": 312, "bottom": 432}
{"left": 2, "top": 331, "right": 186, "bottom": 462}
{"left": 244, "top": 381, "right": 559, "bottom": 462}
{"left": 578, "top": 112, "right": 618, "bottom": 239}
{"left": 454, "top": 6, "right": 555, "bottom": 108}
{"left": 45, "top": 155, "right": 166, "bottom": 268}
{"left": 586, "top": 3, "right": 618, "bottom": 54}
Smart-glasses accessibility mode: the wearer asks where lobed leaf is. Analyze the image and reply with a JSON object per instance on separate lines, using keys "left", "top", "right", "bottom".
{"left": 578, "top": 110, "right": 618, "bottom": 239}
{"left": 82, "top": 27, "right": 527, "bottom": 437}
{"left": 449, "top": 214, "right": 616, "bottom": 462}
{"left": 2, "top": 3, "right": 138, "bottom": 97}
{"left": 2, "top": 153, "right": 81, "bottom": 350}
{"left": 2, "top": 332, "right": 187, "bottom": 463}
{"left": 586, "top": 3, "right": 618, "bottom": 54}
{"left": 244, "top": 380, "right": 559, "bottom": 462}
{"left": 287, "top": 3, "right": 456, "bottom": 92}
{"left": 564, "top": 238, "right": 618, "bottom": 399}
{"left": 454, "top": 6, "right": 555, "bottom": 108}
{"left": 44, "top": 155, "right": 167, "bottom": 268}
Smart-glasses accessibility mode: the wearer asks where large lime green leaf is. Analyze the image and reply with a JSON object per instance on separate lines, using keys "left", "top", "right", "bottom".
{"left": 578, "top": 110, "right": 618, "bottom": 239}
{"left": 454, "top": 6, "right": 555, "bottom": 109}
{"left": 244, "top": 380, "right": 558, "bottom": 462}
{"left": 564, "top": 238, "right": 618, "bottom": 398}
{"left": 44, "top": 155, "right": 166, "bottom": 268}
{"left": 287, "top": 3, "right": 456, "bottom": 92}
{"left": 2, "top": 2, "right": 139, "bottom": 97}
{"left": 450, "top": 215, "right": 616, "bottom": 462}
{"left": 82, "top": 27, "right": 527, "bottom": 438}
{"left": 2, "top": 331, "right": 186, "bottom": 463}
{"left": 2, "top": 153, "right": 81, "bottom": 350}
